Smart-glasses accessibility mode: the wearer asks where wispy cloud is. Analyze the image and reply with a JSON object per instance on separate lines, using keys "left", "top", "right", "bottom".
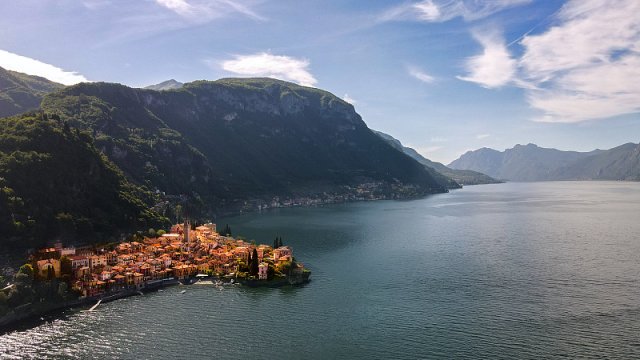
{"left": 407, "top": 65, "right": 435, "bottom": 83}
{"left": 220, "top": 52, "right": 317, "bottom": 87}
{"left": 459, "top": 0, "right": 640, "bottom": 123}
{"left": 343, "top": 94, "right": 357, "bottom": 105}
{"left": 476, "top": 133, "right": 490, "bottom": 139}
{"left": 381, "top": 0, "right": 531, "bottom": 23}
{"left": 155, "top": 0, "right": 266, "bottom": 22}
{"left": 430, "top": 136, "right": 448, "bottom": 143}
{"left": 0, "top": 49, "right": 88, "bottom": 85}
{"left": 520, "top": 0, "right": 640, "bottom": 123}
{"left": 457, "top": 28, "right": 516, "bottom": 88}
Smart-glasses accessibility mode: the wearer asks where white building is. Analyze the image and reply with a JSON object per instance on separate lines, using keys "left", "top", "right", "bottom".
{"left": 258, "top": 263, "right": 268, "bottom": 280}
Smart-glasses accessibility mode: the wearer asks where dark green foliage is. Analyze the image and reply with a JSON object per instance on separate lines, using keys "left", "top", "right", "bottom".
{"left": 0, "top": 66, "right": 64, "bottom": 118}
{"left": 220, "top": 224, "right": 232, "bottom": 237}
{"left": 250, "top": 248, "right": 259, "bottom": 277}
{"left": 60, "top": 256, "right": 72, "bottom": 277}
{"left": 273, "top": 236, "right": 283, "bottom": 248}
{"left": 0, "top": 113, "right": 169, "bottom": 251}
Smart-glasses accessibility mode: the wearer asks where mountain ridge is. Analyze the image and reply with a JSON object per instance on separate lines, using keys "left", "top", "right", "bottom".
{"left": 374, "top": 130, "right": 500, "bottom": 186}
{"left": 39, "top": 77, "right": 447, "bottom": 216}
{"left": 449, "top": 143, "right": 639, "bottom": 181}
{"left": 0, "top": 66, "right": 65, "bottom": 117}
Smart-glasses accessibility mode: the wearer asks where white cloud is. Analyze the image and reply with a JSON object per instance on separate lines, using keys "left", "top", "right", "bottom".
{"left": 518, "top": 0, "right": 640, "bottom": 122}
{"left": 407, "top": 66, "right": 435, "bottom": 83}
{"left": 476, "top": 134, "right": 490, "bottom": 139}
{"left": 0, "top": 49, "right": 88, "bottom": 85}
{"left": 343, "top": 94, "right": 357, "bottom": 105}
{"left": 457, "top": 29, "right": 516, "bottom": 88}
{"left": 381, "top": 0, "right": 531, "bottom": 23}
{"left": 155, "top": 0, "right": 265, "bottom": 22}
{"left": 220, "top": 52, "right": 317, "bottom": 87}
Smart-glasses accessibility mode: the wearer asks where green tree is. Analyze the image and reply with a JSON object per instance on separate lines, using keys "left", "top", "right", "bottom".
{"left": 220, "top": 224, "right": 232, "bottom": 236}
{"left": 250, "top": 248, "right": 259, "bottom": 277}
{"left": 60, "top": 256, "right": 72, "bottom": 277}
{"left": 18, "top": 263, "right": 34, "bottom": 279}
{"left": 148, "top": 228, "right": 156, "bottom": 238}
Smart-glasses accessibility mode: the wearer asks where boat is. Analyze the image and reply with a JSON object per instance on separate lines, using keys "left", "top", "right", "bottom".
{"left": 89, "top": 299, "right": 102, "bottom": 311}
{"left": 180, "top": 290, "right": 186, "bottom": 294}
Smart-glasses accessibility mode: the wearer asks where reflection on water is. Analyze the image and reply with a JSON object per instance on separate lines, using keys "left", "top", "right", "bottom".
{"left": 2, "top": 182, "right": 640, "bottom": 359}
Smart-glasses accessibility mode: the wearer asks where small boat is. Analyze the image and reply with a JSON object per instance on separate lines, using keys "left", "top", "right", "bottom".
{"left": 88, "top": 299, "right": 102, "bottom": 311}
{"left": 180, "top": 290, "right": 187, "bottom": 294}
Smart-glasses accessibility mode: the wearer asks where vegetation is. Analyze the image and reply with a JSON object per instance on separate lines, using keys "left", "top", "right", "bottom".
{"left": 0, "top": 66, "right": 64, "bottom": 118}
{"left": 39, "top": 78, "right": 445, "bottom": 214}
{"left": 1, "top": 77, "right": 447, "bottom": 254}
{"left": 0, "top": 112, "right": 169, "bottom": 251}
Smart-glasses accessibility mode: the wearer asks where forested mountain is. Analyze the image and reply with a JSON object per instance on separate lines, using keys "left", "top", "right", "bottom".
{"left": 37, "top": 78, "right": 446, "bottom": 216}
{"left": 374, "top": 131, "right": 499, "bottom": 186}
{"left": 0, "top": 112, "right": 168, "bottom": 250}
{"left": 449, "top": 143, "right": 639, "bottom": 181}
{"left": 0, "top": 66, "right": 64, "bottom": 118}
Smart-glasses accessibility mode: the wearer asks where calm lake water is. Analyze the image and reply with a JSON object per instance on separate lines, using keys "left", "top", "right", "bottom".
{"left": 2, "top": 181, "right": 640, "bottom": 359}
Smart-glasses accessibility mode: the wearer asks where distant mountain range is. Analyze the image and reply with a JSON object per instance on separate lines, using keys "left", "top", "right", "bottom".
{"left": 0, "top": 66, "right": 64, "bottom": 117}
{"left": 374, "top": 131, "right": 499, "bottom": 186}
{"left": 449, "top": 143, "right": 640, "bottom": 181}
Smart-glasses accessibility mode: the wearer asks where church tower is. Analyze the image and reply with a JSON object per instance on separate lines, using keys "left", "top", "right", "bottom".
{"left": 183, "top": 219, "right": 190, "bottom": 243}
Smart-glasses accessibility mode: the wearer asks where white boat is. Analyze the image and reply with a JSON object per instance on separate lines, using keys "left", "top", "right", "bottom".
{"left": 180, "top": 290, "right": 186, "bottom": 294}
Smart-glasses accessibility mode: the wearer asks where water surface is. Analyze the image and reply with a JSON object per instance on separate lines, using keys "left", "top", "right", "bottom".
{"left": 2, "top": 182, "right": 639, "bottom": 359}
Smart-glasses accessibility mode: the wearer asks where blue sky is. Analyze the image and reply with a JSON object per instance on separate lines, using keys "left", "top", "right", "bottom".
{"left": 1, "top": 0, "right": 639, "bottom": 163}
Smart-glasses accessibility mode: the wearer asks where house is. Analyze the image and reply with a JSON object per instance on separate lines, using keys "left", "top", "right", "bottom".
{"left": 100, "top": 271, "right": 112, "bottom": 281}
{"left": 234, "top": 247, "right": 249, "bottom": 262}
{"left": 75, "top": 266, "right": 90, "bottom": 279}
{"left": 36, "top": 259, "right": 60, "bottom": 279}
{"left": 70, "top": 255, "right": 89, "bottom": 270}
{"left": 273, "top": 246, "right": 292, "bottom": 261}
{"left": 258, "top": 263, "right": 268, "bottom": 280}
{"left": 89, "top": 255, "right": 107, "bottom": 270}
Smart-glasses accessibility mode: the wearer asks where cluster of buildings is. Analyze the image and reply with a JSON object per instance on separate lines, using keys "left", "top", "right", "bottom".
{"left": 33, "top": 222, "right": 302, "bottom": 297}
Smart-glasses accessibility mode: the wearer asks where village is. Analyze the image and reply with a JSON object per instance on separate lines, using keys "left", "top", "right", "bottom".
{"left": 31, "top": 222, "right": 309, "bottom": 298}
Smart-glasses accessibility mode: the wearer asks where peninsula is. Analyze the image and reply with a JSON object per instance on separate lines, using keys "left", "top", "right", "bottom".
{"left": 0, "top": 222, "right": 310, "bottom": 329}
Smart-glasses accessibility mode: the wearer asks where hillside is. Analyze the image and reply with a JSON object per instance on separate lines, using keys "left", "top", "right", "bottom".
{"left": 374, "top": 131, "right": 499, "bottom": 186}
{"left": 0, "top": 66, "right": 64, "bottom": 118}
{"left": 0, "top": 112, "right": 168, "bottom": 251}
{"left": 553, "top": 143, "right": 640, "bottom": 181}
{"left": 41, "top": 78, "right": 446, "bottom": 215}
{"left": 449, "top": 143, "right": 638, "bottom": 182}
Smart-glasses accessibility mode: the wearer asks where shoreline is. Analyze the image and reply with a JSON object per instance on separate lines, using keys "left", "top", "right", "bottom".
{"left": 0, "top": 273, "right": 310, "bottom": 334}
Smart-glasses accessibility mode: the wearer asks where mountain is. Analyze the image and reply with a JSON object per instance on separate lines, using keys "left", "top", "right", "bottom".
{"left": 144, "top": 79, "right": 183, "bottom": 91}
{"left": 449, "top": 143, "right": 638, "bottom": 181}
{"left": 0, "top": 66, "right": 64, "bottom": 117}
{"left": 0, "top": 112, "right": 168, "bottom": 251}
{"left": 40, "top": 78, "right": 446, "bottom": 216}
{"left": 374, "top": 131, "right": 499, "bottom": 186}
{"left": 552, "top": 143, "right": 640, "bottom": 181}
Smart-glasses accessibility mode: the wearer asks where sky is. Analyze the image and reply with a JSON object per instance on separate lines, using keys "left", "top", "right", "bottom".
{"left": 1, "top": 0, "right": 639, "bottom": 164}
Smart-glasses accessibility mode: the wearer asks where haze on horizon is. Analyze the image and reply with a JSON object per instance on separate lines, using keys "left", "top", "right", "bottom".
{"left": 1, "top": 0, "right": 638, "bottom": 163}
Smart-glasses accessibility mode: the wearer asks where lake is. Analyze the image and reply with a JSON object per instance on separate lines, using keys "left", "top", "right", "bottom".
{"left": 1, "top": 181, "right": 640, "bottom": 359}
